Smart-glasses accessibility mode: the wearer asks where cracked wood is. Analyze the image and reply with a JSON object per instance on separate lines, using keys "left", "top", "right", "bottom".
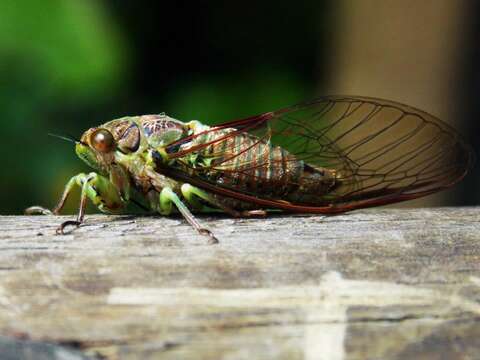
{"left": 0, "top": 208, "right": 479, "bottom": 359}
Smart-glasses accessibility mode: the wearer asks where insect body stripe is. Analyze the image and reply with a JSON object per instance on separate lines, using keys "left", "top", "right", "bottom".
{"left": 185, "top": 125, "right": 337, "bottom": 203}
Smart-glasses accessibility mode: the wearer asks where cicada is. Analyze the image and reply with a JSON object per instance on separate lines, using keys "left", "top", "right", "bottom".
{"left": 26, "top": 96, "right": 473, "bottom": 243}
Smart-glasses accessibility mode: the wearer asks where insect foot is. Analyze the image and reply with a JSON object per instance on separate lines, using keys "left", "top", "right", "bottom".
{"left": 199, "top": 228, "right": 219, "bottom": 245}
{"left": 24, "top": 206, "right": 53, "bottom": 215}
{"left": 56, "top": 220, "right": 81, "bottom": 235}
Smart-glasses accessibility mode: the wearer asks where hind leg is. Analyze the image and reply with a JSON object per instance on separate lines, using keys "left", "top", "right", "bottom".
{"left": 180, "top": 183, "right": 267, "bottom": 217}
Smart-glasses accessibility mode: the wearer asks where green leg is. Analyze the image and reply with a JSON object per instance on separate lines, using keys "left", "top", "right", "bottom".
{"left": 24, "top": 206, "right": 53, "bottom": 215}
{"left": 180, "top": 183, "right": 216, "bottom": 211}
{"left": 52, "top": 172, "right": 126, "bottom": 234}
{"left": 180, "top": 183, "right": 267, "bottom": 217}
{"left": 160, "top": 187, "right": 218, "bottom": 244}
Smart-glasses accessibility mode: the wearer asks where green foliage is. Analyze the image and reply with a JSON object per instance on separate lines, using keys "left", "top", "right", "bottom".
{"left": 0, "top": 0, "right": 125, "bottom": 97}
{"left": 166, "top": 70, "right": 308, "bottom": 124}
{"left": 0, "top": 0, "right": 125, "bottom": 214}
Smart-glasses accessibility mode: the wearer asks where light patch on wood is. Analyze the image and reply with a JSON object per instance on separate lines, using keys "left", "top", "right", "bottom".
{"left": 304, "top": 309, "right": 346, "bottom": 360}
{"left": 469, "top": 276, "right": 480, "bottom": 287}
{"left": 0, "top": 287, "right": 11, "bottom": 308}
{"left": 107, "top": 271, "right": 441, "bottom": 310}
{"left": 304, "top": 274, "right": 347, "bottom": 360}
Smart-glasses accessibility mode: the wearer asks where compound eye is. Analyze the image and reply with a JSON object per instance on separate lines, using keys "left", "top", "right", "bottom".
{"left": 91, "top": 129, "right": 115, "bottom": 153}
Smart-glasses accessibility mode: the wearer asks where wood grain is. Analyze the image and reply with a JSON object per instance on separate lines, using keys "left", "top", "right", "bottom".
{"left": 0, "top": 208, "right": 479, "bottom": 359}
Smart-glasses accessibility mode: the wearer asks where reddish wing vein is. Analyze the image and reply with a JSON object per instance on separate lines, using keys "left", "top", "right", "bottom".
{"left": 162, "top": 96, "right": 473, "bottom": 213}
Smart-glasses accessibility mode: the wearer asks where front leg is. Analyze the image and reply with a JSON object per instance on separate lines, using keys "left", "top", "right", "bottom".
{"left": 51, "top": 173, "right": 126, "bottom": 234}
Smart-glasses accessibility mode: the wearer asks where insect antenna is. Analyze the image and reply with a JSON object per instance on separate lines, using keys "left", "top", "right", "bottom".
{"left": 48, "top": 133, "right": 85, "bottom": 145}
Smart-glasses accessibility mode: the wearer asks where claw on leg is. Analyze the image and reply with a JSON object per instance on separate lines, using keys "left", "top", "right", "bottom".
{"left": 56, "top": 220, "right": 81, "bottom": 235}
{"left": 198, "top": 228, "right": 219, "bottom": 244}
{"left": 48, "top": 172, "right": 126, "bottom": 235}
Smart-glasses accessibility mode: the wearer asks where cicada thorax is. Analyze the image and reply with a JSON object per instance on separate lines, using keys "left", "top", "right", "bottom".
{"left": 139, "top": 114, "right": 187, "bottom": 149}
{"left": 105, "top": 114, "right": 188, "bottom": 152}
{"left": 99, "top": 115, "right": 187, "bottom": 199}
{"left": 182, "top": 127, "right": 339, "bottom": 205}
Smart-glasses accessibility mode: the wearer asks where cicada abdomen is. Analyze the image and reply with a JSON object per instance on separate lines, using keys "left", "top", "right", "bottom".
{"left": 177, "top": 127, "right": 339, "bottom": 206}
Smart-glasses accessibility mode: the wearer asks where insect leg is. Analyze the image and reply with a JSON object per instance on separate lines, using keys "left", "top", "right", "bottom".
{"left": 52, "top": 175, "right": 84, "bottom": 214}
{"left": 180, "top": 183, "right": 266, "bottom": 217}
{"left": 24, "top": 206, "right": 53, "bottom": 215}
{"left": 25, "top": 174, "right": 87, "bottom": 217}
{"left": 180, "top": 183, "right": 218, "bottom": 212}
{"left": 159, "top": 187, "right": 219, "bottom": 244}
{"left": 56, "top": 173, "right": 126, "bottom": 234}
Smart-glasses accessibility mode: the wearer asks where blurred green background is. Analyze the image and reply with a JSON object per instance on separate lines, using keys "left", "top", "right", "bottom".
{"left": 0, "top": 0, "right": 478, "bottom": 215}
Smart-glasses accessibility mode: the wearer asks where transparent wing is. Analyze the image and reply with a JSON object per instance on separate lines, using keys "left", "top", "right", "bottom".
{"left": 162, "top": 96, "right": 473, "bottom": 213}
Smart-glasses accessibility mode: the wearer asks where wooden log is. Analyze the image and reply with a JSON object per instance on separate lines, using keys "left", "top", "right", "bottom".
{"left": 0, "top": 208, "right": 479, "bottom": 359}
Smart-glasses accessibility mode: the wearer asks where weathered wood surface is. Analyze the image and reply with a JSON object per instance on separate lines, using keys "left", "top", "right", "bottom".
{"left": 0, "top": 208, "right": 480, "bottom": 359}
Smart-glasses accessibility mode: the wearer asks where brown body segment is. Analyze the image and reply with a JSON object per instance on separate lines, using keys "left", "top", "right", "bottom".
{"left": 178, "top": 127, "right": 339, "bottom": 207}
